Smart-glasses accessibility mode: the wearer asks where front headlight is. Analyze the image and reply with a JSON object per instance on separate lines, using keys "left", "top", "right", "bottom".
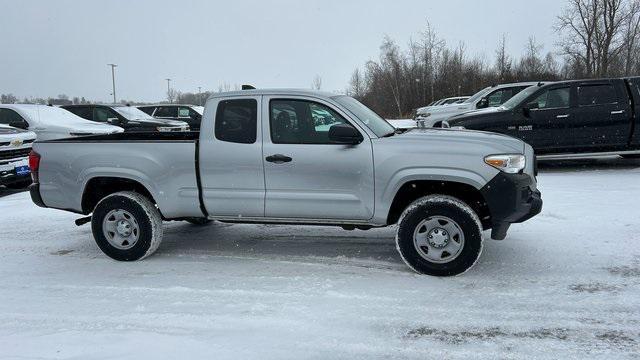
{"left": 484, "top": 154, "right": 525, "bottom": 174}
{"left": 417, "top": 112, "right": 431, "bottom": 118}
{"left": 157, "top": 126, "right": 173, "bottom": 132}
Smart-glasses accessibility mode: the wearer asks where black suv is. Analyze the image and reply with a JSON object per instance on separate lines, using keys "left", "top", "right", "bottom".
{"left": 61, "top": 104, "right": 189, "bottom": 132}
{"left": 138, "top": 104, "right": 203, "bottom": 130}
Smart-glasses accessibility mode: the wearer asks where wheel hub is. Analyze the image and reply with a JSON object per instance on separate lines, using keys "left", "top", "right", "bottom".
{"left": 427, "top": 228, "right": 449, "bottom": 248}
{"left": 102, "top": 209, "right": 140, "bottom": 250}
{"left": 116, "top": 220, "right": 133, "bottom": 237}
{"left": 412, "top": 215, "right": 465, "bottom": 264}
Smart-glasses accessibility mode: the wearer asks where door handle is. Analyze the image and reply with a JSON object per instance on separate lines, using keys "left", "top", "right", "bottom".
{"left": 556, "top": 114, "right": 569, "bottom": 119}
{"left": 265, "top": 154, "right": 292, "bottom": 163}
{"left": 611, "top": 110, "right": 625, "bottom": 115}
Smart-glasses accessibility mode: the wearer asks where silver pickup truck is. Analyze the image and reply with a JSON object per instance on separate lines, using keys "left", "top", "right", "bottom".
{"left": 29, "top": 89, "right": 542, "bottom": 276}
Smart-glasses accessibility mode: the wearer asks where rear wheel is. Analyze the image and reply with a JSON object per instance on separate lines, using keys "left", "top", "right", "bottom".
{"left": 91, "top": 191, "right": 163, "bottom": 261}
{"left": 396, "top": 195, "right": 483, "bottom": 276}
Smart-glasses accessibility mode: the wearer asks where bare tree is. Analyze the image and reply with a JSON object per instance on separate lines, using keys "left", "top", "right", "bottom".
{"left": 0, "top": 94, "right": 18, "bottom": 104}
{"left": 556, "top": 0, "right": 633, "bottom": 77}
{"left": 518, "top": 37, "right": 545, "bottom": 78}
{"left": 348, "top": 69, "right": 366, "bottom": 98}
{"left": 495, "top": 34, "right": 513, "bottom": 82}
{"left": 622, "top": 0, "right": 640, "bottom": 73}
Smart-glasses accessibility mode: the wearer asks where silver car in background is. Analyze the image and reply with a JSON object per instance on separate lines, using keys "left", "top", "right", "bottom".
{"left": 0, "top": 104, "right": 123, "bottom": 141}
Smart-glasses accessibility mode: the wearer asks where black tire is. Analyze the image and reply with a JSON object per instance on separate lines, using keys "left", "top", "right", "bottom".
{"left": 185, "top": 218, "right": 212, "bottom": 225}
{"left": 91, "top": 191, "right": 163, "bottom": 261}
{"left": 4, "top": 179, "right": 31, "bottom": 189}
{"left": 395, "top": 195, "right": 483, "bottom": 276}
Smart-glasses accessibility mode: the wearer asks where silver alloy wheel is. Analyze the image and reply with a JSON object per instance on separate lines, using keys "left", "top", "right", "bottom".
{"left": 102, "top": 209, "right": 140, "bottom": 250}
{"left": 413, "top": 215, "right": 465, "bottom": 264}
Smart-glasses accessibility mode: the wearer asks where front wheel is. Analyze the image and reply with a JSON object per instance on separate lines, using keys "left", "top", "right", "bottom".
{"left": 396, "top": 195, "right": 483, "bottom": 276}
{"left": 91, "top": 191, "right": 163, "bottom": 261}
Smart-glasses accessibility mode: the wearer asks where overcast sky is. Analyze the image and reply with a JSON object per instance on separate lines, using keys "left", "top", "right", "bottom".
{"left": 1, "top": 0, "right": 565, "bottom": 102}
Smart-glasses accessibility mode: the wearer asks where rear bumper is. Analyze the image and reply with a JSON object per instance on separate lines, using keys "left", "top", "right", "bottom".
{"left": 480, "top": 172, "right": 542, "bottom": 240}
{"left": 29, "top": 183, "right": 47, "bottom": 208}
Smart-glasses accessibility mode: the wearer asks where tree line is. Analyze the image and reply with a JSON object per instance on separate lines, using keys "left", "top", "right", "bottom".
{"left": 348, "top": 0, "right": 640, "bottom": 118}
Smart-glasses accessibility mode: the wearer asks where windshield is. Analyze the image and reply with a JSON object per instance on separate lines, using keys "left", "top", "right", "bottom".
{"left": 332, "top": 96, "right": 395, "bottom": 137}
{"left": 113, "top": 106, "right": 156, "bottom": 120}
{"left": 499, "top": 86, "right": 539, "bottom": 110}
{"left": 463, "top": 87, "right": 492, "bottom": 104}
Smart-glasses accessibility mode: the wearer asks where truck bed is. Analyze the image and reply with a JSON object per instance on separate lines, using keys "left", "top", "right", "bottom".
{"left": 34, "top": 132, "right": 204, "bottom": 218}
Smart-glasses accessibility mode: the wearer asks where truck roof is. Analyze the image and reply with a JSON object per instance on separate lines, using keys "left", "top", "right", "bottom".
{"left": 208, "top": 88, "right": 340, "bottom": 100}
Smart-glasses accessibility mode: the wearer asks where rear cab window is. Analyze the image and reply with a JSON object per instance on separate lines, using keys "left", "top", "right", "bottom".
{"left": 578, "top": 84, "right": 617, "bottom": 106}
{"left": 215, "top": 99, "right": 257, "bottom": 144}
{"left": 68, "top": 106, "right": 93, "bottom": 120}
{"left": 155, "top": 106, "right": 178, "bottom": 118}
{"left": 138, "top": 107, "right": 155, "bottom": 116}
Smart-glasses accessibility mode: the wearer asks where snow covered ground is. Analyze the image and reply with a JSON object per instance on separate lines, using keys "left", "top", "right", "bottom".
{"left": 0, "top": 158, "right": 639, "bottom": 359}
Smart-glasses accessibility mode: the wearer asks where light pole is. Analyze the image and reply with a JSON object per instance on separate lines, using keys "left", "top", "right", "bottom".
{"left": 165, "top": 78, "right": 172, "bottom": 103}
{"left": 198, "top": 86, "right": 202, "bottom": 106}
{"left": 107, "top": 64, "right": 117, "bottom": 103}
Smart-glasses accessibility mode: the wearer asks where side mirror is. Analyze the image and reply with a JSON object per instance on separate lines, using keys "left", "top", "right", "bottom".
{"left": 9, "top": 120, "right": 28, "bottom": 130}
{"left": 328, "top": 124, "right": 363, "bottom": 145}
{"left": 477, "top": 98, "right": 489, "bottom": 109}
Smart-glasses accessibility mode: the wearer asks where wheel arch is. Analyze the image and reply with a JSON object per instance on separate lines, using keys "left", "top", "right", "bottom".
{"left": 81, "top": 176, "right": 161, "bottom": 216}
{"left": 385, "top": 179, "right": 491, "bottom": 229}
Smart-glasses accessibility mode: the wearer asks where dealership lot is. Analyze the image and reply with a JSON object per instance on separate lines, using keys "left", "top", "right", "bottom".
{"left": 0, "top": 158, "right": 639, "bottom": 359}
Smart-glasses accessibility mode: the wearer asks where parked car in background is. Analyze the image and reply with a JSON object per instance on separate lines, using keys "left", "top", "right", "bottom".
{"left": 29, "top": 89, "right": 541, "bottom": 276}
{"left": 443, "top": 78, "right": 640, "bottom": 158}
{"left": 415, "top": 82, "right": 538, "bottom": 127}
{"left": 62, "top": 104, "right": 189, "bottom": 132}
{"left": 0, "top": 125, "right": 36, "bottom": 189}
{"left": 137, "top": 104, "right": 204, "bottom": 131}
{"left": 431, "top": 96, "right": 470, "bottom": 106}
{"left": 0, "top": 104, "right": 123, "bottom": 141}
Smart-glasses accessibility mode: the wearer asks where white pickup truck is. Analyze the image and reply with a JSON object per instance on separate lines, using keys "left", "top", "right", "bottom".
{"left": 415, "top": 82, "right": 537, "bottom": 127}
{"left": 29, "top": 89, "right": 542, "bottom": 276}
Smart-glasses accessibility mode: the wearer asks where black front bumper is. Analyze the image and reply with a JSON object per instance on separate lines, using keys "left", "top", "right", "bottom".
{"left": 480, "top": 172, "right": 543, "bottom": 240}
{"left": 0, "top": 169, "right": 31, "bottom": 186}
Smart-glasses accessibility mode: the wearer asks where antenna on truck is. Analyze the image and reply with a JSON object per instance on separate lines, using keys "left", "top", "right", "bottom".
{"left": 241, "top": 85, "right": 256, "bottom": 90}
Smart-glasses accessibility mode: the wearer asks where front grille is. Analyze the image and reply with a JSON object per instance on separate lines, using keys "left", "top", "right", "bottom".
{"left": 0, "top": 139, "right": 34, "bottom": 147}
{"left": 0, "top": 147, "right": 31, "bottom": 162}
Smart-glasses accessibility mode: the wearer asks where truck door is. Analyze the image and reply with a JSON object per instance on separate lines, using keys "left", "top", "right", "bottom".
{"left": 520, "top": 85, "right": 572, "bottom": 152}
{"left": 261, "top": 96, "right": 374, "bottom": 220}
{"left": 199, "top": 96, "right": 265, "bottom": 217}
{"left": 573, "top": 80, "right": 629, "bottom": 149}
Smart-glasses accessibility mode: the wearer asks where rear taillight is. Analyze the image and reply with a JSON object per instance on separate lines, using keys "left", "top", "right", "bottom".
{"left": 29, "top": 150, "right": 40, "bottom": 183}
